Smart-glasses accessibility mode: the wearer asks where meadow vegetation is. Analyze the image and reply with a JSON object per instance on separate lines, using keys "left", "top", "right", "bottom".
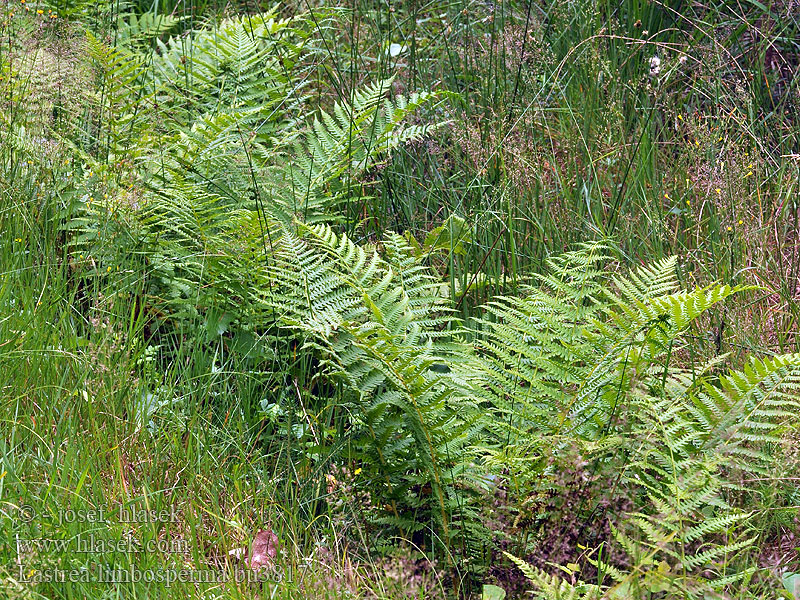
{"left": 2, "top": 0, "right": 800, "bottom": 598}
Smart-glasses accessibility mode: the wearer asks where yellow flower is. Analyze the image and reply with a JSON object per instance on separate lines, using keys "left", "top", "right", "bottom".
{"left": 685, "top": 200, "right": 690, "bottom": 206}
{"left": 726, "top": 226, "right": 732, "bottom": 231}
{"left": 738, "top": 219, "right": 743, "bottom": 225}
{"left": 354, "top": 468, "right": 362, "bottom": 475}
{"left": 677, "top": 114, "right": 683, "bottom": 121}
{"left": 715, "top": 188, "right": 721, "bottom": 194}
{"left": 664, "top": 193, "right": 670, "bottom": 200}
{"left": 107, "top": 266, "right": 112, "bottom": 272}
{"left": 36, "top": 9, "right": 42, "bottom": 14}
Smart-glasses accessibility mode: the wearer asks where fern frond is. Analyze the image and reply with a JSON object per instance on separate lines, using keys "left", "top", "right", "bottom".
{"left": 504, "top": 553, "right": 603, "bottom": 600}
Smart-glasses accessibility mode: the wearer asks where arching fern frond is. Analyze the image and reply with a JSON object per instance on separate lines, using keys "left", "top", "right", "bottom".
{"left": 504, "top": 552, "right": 603, "bottom": 600}
{"left": 467, "top": 243, "right": 800, "bottom": 594}
{"left": 265, "top": 223, "right": 479, "bottom": 545}
{"left": 276, "top": 79, "right": 450, "bottom": 220}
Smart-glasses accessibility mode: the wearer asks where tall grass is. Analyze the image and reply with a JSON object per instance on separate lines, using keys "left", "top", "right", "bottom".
{"left": 2, "top": 0, "right": 800, "bottom": 598}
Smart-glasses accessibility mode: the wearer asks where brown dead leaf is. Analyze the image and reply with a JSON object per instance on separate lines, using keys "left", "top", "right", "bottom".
{"left": 248, "top": 529, "right": 279, "bottom": 570}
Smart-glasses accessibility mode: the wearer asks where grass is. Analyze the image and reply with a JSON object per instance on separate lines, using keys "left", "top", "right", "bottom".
{"left": 0, "top": 138, "right": 443, "bottom": 599}
{"left": 2, "top": 0, "right": 800, "bottom": 598}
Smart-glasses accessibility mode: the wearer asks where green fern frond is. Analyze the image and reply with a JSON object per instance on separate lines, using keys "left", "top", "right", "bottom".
{"left": 465, "top": 244, "right": 800, "bottom": 593}
{"left": 504, "top": 552, "right": 603, "bottom": 600}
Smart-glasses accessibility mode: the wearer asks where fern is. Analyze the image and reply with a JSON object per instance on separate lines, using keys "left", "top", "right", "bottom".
{"left": 268, "top": 78, "right": 449, "bottom": 222}
{"left": 504, "top": 552, "right": 602, "bottom": 600}
{"left": 113, "top": 11, "right": 184, "bottom": 51}
{"left": 137, "top": 12, "right": 447, "bottom": 226}
{"left": 78, "top": 9, "right": 448, "bottom": 313}
{"left": 266, "top": 223, "right": 480, "bottom": 544}
{"left": 69, "top": 7, "right": 800, "bottom": 587}
{"left": 469, "top": 243, "right": 800, "bottom": 594}
{"left": 151, "top": 11, "right": 309, "bottom": 118}
{"left": 84, "top": 31, "right": 152, "bottom": 160}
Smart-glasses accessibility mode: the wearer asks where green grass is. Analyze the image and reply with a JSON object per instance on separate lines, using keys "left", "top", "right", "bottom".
{"left": 2, "top": 0, "right": 800, "bottom": 598}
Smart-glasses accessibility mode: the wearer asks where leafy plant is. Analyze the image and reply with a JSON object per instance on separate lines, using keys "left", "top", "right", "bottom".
{"left": 471, "top": 243, "right": 800, "bottom": 596}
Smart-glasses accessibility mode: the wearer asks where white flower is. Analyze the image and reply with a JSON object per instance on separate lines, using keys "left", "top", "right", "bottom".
{"left": 648, "top": 55, "right": 661, "bottom": 77}
{"left": 388, "top": 43, "right": 405, "bottom": 57}
{"left": 679, "top": 55, "right": 688, "bottom": 66}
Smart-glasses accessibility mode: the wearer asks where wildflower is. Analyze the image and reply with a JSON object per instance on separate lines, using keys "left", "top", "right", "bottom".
{"left": 664, "top": 193, "right": 670, "bottom": 200}
{"left": 354, "top": 468, "right": 362, "bottom": 475}
{"left": 679, "top": 55, "right": 688, "bottom": 65}
{"left": 107, "top": 266, "right": 111, "bottom": 272}
{"left": 745, "top": 171, "right": 752, "bottom": 177}
{"left": 678, "top": 114, "right": 683, "bottom": 121}
{"left": 686, "top": 200, "right": 691, "bottom": 206}
{"left": 726, "top": 226, "right": 732, "bottom": 231}
{"left": 648, "top": 55, "right": 661, "bottom": 77}
{"left": 387, "top": 43, "right": 405, "bottom": 57}
{"left": 715, "top": 188, "right": 721, "bottom": 194}
{"left": 738, "top": 219, "right": 743, "bottom": 225}
{"left": 36, "top": 9, "right": 42, "bottom": 13}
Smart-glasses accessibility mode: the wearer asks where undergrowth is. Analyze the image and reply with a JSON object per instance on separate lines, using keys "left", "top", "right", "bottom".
{"left": 2, "top": 0, "right": 800, "bottom": 598}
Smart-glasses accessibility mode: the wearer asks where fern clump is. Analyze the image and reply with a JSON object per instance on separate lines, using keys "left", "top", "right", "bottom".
{"left": 71, "top": 8, "right": 472, "bottom": 554}
{"left": 59, "top": 7, "right": 800, "bottom": 591}
{"left": 469, "top": 242, "right": 800, "bottom": 597}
